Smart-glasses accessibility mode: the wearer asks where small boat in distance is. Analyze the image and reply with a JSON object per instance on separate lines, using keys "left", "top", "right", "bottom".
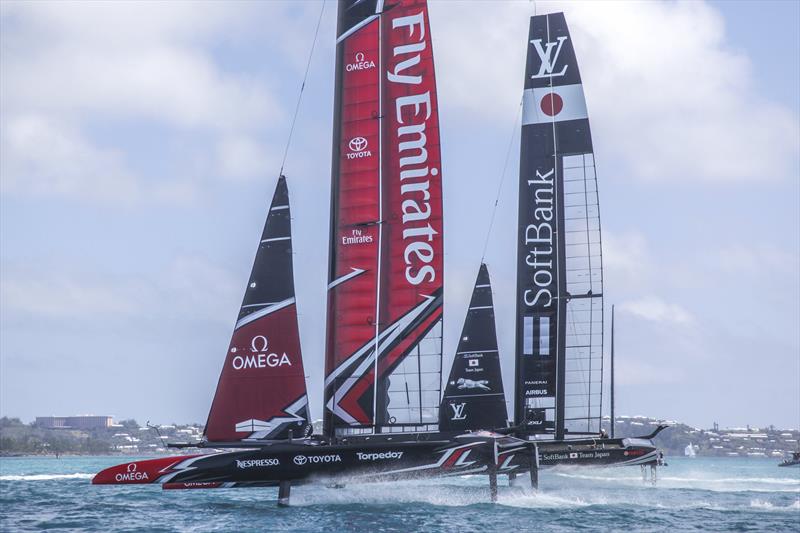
{"left": 685, "top": 443, "right": 697, "bottom": 457}
{"left": 778, "top": 451, "right": 800, "bottom": 467}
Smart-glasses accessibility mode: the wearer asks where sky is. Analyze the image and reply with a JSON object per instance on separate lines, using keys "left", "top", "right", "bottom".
{"left": 1, "top": 0, "right": 798, "bottom": 430}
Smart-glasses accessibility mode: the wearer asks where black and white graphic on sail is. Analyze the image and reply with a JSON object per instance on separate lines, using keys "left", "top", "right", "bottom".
{"left": 514, "top": 12, "right": 603, "bottom": 440}
{"left": 440, "top": 264, "right": 508, "bottom": 432}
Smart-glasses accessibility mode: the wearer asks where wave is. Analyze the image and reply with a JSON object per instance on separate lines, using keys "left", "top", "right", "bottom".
{"left": 750, "top": 499, "right": 800, "bottom": 511}
{"left": 552, "top": 471, "right": 800, "bottom": 492}
{"left": 665, "top": 477, "right": 800, "bottom": 485}
{"left": 291, "top": 482, "right": 784, "bottom": 511}
{"left": 289, "top": 477, "right": 596, "bottom": 508}
{"left": 554, "top": 472, "right": 799, "bottom": 485}
{"left": 0, "top": 473, "right": 94, "bottom": 481}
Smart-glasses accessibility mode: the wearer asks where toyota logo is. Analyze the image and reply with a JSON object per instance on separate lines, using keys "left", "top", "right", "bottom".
{"left": 293, "top": 455, "right": 307, "bottom": 466}
{"left": 349, "top": 137, "right": 368, "bottom": 152}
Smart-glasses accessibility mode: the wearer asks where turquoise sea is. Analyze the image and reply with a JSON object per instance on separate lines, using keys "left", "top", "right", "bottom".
{"left": 1, "top": 455, "right": 798, "bottom": 532}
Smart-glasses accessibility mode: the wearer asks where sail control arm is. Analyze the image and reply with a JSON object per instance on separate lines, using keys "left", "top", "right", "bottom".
{"left": 638, "top": 424, "right": 670, "bottom": 440}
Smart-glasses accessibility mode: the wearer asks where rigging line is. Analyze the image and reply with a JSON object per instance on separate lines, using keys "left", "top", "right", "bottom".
{"left": 279, "top": 0, "right": 326, "bottom": 177}
{"left": 480, "top": 98, "right": 523, "bottom": 262}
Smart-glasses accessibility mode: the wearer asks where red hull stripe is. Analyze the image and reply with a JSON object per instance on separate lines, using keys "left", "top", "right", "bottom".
{"left": 91, "top": 455, "right": 200, "bottom": 485}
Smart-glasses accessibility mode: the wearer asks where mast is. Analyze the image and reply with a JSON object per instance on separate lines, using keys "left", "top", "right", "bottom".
{"left": 323, "top": 0, "right": 383, "bottom": 438}
{"left": 324, "top": 0, "right": 445, "bottom": 438}
{"left": 514, "top": 12, "right": 603, "bottom": 440}
{"left": 610, "top": 304, "right": 615, "bottom": 438}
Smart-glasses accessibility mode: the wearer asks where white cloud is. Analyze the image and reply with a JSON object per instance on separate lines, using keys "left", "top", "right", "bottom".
{"left": 620, "top": 296, "right": 693, "bottom": 324}
{"left": 431, "top": 0, "right": 799, "bottom": 183}
{"left": 0, "top": 256, "right": 239, "bottom": 324}
{"left": 710, "top": 243, "right": 799, "bottom": 275}
{"left": 617, "top": 359, "right": 685, "bottom": 386}
{"left": 161, "top": 255, "right": 240, "bottom": 322}
{"left": 1, "top": 275, "right": 144, "bottom": 319}
{"left": 0, "top": 2, "right": 279, "bottom": 130}
{"left": 216, "top": 136, "right": 278, "bottom": 181}
{"left": 0, "top": 1, "right": 302, "bottom": 203}
{"left": 602, "top": 230, "right": 651, "bottom": 287}
{"left": 0, "top": 114, "right": 141, "bottom": 203}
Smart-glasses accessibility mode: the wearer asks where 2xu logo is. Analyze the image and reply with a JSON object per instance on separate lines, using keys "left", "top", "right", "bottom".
{"left": 115, "top": 462, "right": 149, "bottom": 482}
{"left": 230, "top": 335, "right": 292, "bottom": 370}
{"left": 293, "top": 454, "right": 342, "bottom": 466}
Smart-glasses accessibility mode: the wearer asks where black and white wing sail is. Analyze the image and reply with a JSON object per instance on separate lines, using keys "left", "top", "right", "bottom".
{"left": 514, "top": 12, "right": 604, "bottom": 440}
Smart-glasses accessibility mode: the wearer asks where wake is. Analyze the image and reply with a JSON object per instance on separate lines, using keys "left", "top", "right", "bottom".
{"left": 750, "top": 499, "right": 800, "bottom": 511}
{"left": 552, "top": 470, "right": 800, "bottom": 493}
{"left": 0, "top": 473, "right": 94, "bottom": 481}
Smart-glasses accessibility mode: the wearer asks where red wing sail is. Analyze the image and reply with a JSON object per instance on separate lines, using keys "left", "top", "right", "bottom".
{"left": 324, "top": 0, "right": 444, "bottom": 436}
{"left": 323, "top": 0, "right": 383, "bottom": 431}
{"left": 204, "top": 176, "right": 310, "bottom": 442}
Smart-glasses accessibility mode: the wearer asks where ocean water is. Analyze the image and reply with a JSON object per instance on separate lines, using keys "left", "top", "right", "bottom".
{"left": 1, "top": 456, "right": 798, "bottom": 532}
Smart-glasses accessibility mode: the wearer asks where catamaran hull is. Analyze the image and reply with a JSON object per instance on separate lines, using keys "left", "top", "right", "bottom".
{"left": 537, "top": 445, "right": 660, "bottom": 468}
{"left": 93, "top": 433, "right": 659, "bottom": 491}
{"left": 92, "top": 437, "right": 523, "bottom": 488}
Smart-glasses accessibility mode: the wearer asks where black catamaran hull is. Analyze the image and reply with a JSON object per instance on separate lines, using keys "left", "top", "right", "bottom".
{"left": 93, "top": 433, "right": 539, "bottom": 488}
{"left": 92, "top": 431, "right": 660, "bottom": 491}
{"left": 519, "top": 424, "right": 667, "bottom": 469}
{"left": 536, "top": 440, "right": 660, "bottom": 467}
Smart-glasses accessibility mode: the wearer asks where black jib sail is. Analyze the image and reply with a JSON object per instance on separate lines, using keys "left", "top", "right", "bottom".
{"left": 204, "top": 176, "right": 311, "bottom": 443}
{"left": 440, "top": 264, "right": 508, "bottom": 432}
{"left": 514, "top": 12, "right": 604, "bottom": 440}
